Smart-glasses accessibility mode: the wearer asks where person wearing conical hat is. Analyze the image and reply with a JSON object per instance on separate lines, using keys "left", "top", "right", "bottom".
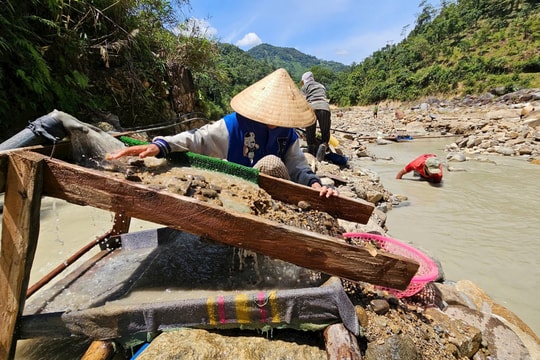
{"left": 109, "top": 68, "right": 338, "bottom": 198}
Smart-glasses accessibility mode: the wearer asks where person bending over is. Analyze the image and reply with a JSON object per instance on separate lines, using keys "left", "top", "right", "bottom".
{"left": 301, "top": 71, "right": 331, "bottom": 162}
{"left": 396, "top": 154, "right": 443, "bottom": 183}
{"left": 109, "top": 68, "right": 338, "bottom": 198}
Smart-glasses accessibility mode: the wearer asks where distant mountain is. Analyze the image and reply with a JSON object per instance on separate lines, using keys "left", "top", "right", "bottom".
{"left": 247, "top": 43, "right": 348, "bottom": 81}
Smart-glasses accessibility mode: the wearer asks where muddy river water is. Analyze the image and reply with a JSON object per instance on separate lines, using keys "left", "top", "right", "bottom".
{"left": 361, "top": 137, "right": 539, "bottom": 335}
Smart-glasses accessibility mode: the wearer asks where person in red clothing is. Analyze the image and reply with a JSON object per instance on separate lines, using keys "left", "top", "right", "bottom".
{"left": 396, "top": 154, "right": 443, "bottom": 183}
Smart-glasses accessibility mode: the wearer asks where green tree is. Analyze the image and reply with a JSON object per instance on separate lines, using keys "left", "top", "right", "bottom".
{"left": 0, "top": 0, "right": 198, "bottom": 139}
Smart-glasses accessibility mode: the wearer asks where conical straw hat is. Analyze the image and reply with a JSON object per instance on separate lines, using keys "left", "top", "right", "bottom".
{"left": 230, "top": 68, "right": 316, "bottom": 128}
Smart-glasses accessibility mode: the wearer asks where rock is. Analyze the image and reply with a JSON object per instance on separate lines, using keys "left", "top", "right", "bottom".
{"left": 137, "top": 328, "right": 327, "bottom": 360}
{"left": 370, "top": 299, "right": 390, "bottom": 315}
{"left": 319, "top": 176, "right": 335, "bottom": 187}
{"left": 444, "top": 305, "right": 532, "bottom": 360}
{"left": 446, "top": 152, "right": 466, "bottom": 162}
{"left": 366, "top": 190, "right": 383, "bottom": 204}
{"left": 375, "top": 138, "right": 391, "bottom": 145}
{"left": 364, "top": 334, "right": 421, "bottom": 360}
{"left": 495, "top": 146, "right": 515, "bottom": 155}
{"left": 454, "top": 280, "right": 540, "bottom": 357}
{"left": 425, "top": 307, "right": 482, "bottom": 358}
{"left": 520, "top": 104, "right": 535, "bottom": 118}
{"left": 356, "top": 305, "right": 369, "bottom": 328}
{"left": 405, "top": 121, "right": 428, "bottom": 135}
{"left": 486, "top": 109, "right": 519, "bottom": 120}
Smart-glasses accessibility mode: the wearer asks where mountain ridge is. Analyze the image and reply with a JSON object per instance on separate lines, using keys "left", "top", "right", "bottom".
{"left": 246, "top": 43, "right": 348, "bottom": 81}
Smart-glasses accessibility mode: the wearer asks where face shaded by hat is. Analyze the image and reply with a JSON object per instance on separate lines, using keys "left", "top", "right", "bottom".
{"left": 425, "top": 157, "right": 442, "bottom": 175}
{"left": 230, "top": 68, "right": 316, "bottom": 128}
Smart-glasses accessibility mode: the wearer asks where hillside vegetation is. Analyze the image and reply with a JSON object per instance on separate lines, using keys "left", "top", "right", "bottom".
{"left": 247, "top": 43, "right": 348, "bottom": 81}
{"left": 0, "top": 0, "right": 220, "bottom": 139}
{"left": 1, "top": 0, "right": 538, "bottom": 140}
{"left": 328, "top": 0, "right": 540, "bottom": 106}
{"left": 213, "top": 0, "right": 539, "bottom": 108}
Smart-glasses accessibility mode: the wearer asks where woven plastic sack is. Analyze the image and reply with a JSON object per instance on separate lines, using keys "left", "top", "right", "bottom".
{"left": 343, "top": 233, "right": 438, "bottom": 298}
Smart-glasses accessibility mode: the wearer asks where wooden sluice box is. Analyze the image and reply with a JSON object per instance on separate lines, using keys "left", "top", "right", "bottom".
{"left": 1, "top": 148, "right": 419, "bottom": 356}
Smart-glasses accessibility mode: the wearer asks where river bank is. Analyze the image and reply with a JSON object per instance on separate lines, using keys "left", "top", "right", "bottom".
{"left": 312, "top": 90, "right": 540, "bottom": 359}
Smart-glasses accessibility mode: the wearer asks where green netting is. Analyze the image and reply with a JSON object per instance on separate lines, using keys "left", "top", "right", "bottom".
{"left": 119, "top": 136, "right": 260, "bottom": 184}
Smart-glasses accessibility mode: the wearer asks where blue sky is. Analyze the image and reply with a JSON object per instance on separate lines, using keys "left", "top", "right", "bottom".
{"left": 183, "top": 0, "right": 439, "bottom": 65}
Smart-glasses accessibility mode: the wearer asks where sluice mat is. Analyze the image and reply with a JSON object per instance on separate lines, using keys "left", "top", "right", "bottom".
{"left": 21, "top": 229, "right": 359, "bottom": 340}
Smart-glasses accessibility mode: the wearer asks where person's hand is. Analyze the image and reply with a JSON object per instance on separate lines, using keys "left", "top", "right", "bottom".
{"left": 106, "top": 144, "right": 160, "bottom": 160}
{"left": 311, "top": 182, "right": 339, "bottom": 198}
{"left": 396, "top": 168, "right": 406, "bottom": 179}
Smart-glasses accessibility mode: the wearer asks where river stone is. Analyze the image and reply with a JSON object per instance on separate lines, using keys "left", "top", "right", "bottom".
{"left": 523, "top": 117, "right": 540, "bottom": 128}
{"left": 370, "top": 299, "right": 390, "bottom": 315}
{"left": 355, "top": 305, "right": 369, "bottom": 328}
{"left": 446, "top": 152, "right": 466, "bottom": 162}
{"left": 425, "top": 307, "right": 482, "bottom": 358}
{"left": 405, "top": 121, "right": 428, "bottom": 135}
{"left": 486, "top": 109, "right": 520, "bottom": 120}
{"left": 433, "top": 282, "right": 477, "bottom": 309}
{"left": 516, "top": 144, "right": 533, "bottom": 155}
{"left": 505, "top": 137, "right": 526, "bottom": 147}
{"left": 366, "top": 190, "right": 383, "bottom": 204}
{"left": 495, "top": 146, "right": 515, "bottom": 155}
{"left": 364, "top": 334, "right": 420, "bottom": 360}
{"left": 454, "top": 280, "right": 540, "bottom": 358}
{"left": 444, "top": 305, "right": 532, "bottom": 360}
{"left": 137, "top": 328, "right": 327, "bottom": 360}
{"left": 466, "top": 135, "right": 482, "bottom": 148}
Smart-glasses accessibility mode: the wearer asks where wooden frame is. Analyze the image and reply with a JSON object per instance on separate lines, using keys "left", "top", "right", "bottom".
{"left": 0, "top": 149, "right": 419, "bottom": 359}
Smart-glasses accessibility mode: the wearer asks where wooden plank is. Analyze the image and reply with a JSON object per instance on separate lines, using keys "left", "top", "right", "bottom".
{"left": 81, "top": 340, "right": 115, "bottom": 360}
{"left": 33, "top": 153, "right": 418, "bottom": 290}
{"left": 324, "top": 323, "right": 362, "bottom": 360}
{"left": 258, "top": 173, "right": 374, "bottom": 224}
{"left": 0, "top": 143, "right": 71, "bottom": 193}
{"left": 0, "top": 153, "right": 43, "bottom": 359}
{"left": 0, "top": 154, "right": 6, "bottom": 193}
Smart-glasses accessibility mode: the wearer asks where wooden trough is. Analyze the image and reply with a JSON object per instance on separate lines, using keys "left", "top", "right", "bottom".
{"left": 0, "top": 144, "right": 419, "bottom": 359}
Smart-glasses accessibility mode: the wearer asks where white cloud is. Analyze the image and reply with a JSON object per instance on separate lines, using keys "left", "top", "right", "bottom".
{"left": 235, "top": 32, "right": 263, "bottom": 49}
{"left": 177, "top": 18, "right": 218, "bottom": 38}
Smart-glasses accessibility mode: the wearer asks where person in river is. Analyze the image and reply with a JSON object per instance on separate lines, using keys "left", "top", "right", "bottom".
{"left": 108, "top": 68, "right": 338, "bottom": 198}
{"left": 300, "top": 71, "right": 331, "bottom": 162}
{"left": 395, "top": 154, "right": 443, "bottom": 183}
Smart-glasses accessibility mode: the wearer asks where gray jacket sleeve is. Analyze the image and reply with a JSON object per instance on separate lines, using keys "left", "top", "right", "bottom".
{"left": 153, "top": 119, "right": 229, "bottom": 159}
{"left": 284, "top": 139, "right": 320, "bottom": 186}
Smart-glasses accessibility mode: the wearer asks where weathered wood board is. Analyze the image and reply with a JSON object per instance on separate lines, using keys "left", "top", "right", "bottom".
{"left": 29, "top": 152, "right": 419, "bottom": 289}
{"left": 257, "top": 173, "right": 374, "bottom": 224}
{"left": 0, "top": 150, "right": 419, "bottom": 356}
{"left": 0, "top": 153, "right": 43, "bottom": 359}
